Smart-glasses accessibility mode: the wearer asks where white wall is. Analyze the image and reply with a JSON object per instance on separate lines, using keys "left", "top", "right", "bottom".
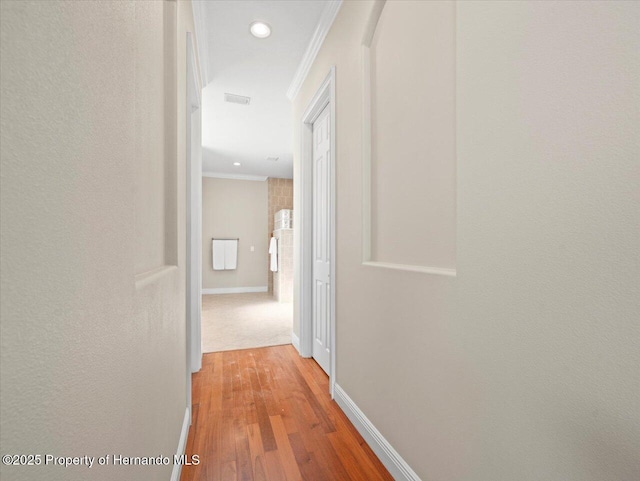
{"left": 293, "top": 1, "right": 640, "bottom": 480}
{"left": 202, "top": 177, "right": 268, "bottom": 290}
{"left": 0, "top": 1, "right": 201, "bottom": 480}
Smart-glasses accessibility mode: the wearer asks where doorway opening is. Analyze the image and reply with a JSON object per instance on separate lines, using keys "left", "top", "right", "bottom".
{"left": 200, "top": 174, "right": 294, "bottom": 353}
{"left": 185, "top": 32, "right": 202, "bottom": 383}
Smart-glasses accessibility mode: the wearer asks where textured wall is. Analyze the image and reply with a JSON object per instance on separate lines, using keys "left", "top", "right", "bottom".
{"left": 0, "top": 1, "right": 200, "bottom": 480}
{"left": 369, "top": 0, "right": 456, "bottom": 269}
{"left": 202, "top": 177, "right": 268, "bottom": 290}
{"left": 267, "top": 178, "right": 293, "bottom": 292}
{"left": 292, "top": 1, "right": 640, "bottom": 480}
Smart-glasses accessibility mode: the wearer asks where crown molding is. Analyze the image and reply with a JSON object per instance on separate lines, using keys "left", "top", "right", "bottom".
{"left": 202, "top": 172, "right": 268, "bottom": 182}
{"left": 286, "top": 0, "right": 343, "bottom": 101}
{"left": 191, "top": 0, "right": 210, "bottom": 87}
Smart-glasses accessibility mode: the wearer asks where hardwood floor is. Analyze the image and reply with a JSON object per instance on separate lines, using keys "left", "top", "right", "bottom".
{"left": 180, "top": 345, "right": 393, "bottom": 481}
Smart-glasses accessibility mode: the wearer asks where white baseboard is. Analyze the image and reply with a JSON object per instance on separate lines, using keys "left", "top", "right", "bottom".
{"left": 291, "top": 331, "right": 300, "bottom": 353}
{"left": 201, "top": 286, "right": 268, "bottom": 295}
{"left": 170, "top": 407, "right": 190, "bottom": 481}
{"left": 334, "top": 384, "right": 421, "bottom": 481}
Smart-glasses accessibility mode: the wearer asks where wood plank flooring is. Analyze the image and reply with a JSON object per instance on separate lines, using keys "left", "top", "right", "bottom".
{"left": 180, "top": 345, "right": 393, "bottom": 481}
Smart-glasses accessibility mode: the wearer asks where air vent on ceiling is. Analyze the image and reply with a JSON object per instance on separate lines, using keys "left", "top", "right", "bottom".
{"left": 266, "top": 157, "right": 279, "bottom": 162}
{"left": 224, "top": 93, "right": 251, "bottom": 105}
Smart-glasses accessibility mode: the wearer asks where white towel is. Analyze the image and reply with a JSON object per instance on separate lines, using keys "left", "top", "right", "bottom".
{"left": 269, "top": 237, "right": 278, "bottom": 272}
{"left": 224, "top": 239, "right": 238, "bottom": 270}
{"left": 212, "top": 240, "right": 226, "bottom": 270}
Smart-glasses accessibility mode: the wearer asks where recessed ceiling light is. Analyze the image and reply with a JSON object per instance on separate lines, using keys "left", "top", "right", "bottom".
{"left": 250, "top": 21, "right": 271, "bottom": 39}
{"left": 233, "top": 162, "right": 241, "bottom": 166}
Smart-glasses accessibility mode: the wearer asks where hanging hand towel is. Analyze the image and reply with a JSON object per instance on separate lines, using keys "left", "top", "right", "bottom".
{"left": 269, "top": 236, "right": 278, "bottom": 272}
{"left": 212, "top": 240, "right": 226, "bottom": 270}
{"left": 224, "top": 239, "right": 238, "bottom": 270}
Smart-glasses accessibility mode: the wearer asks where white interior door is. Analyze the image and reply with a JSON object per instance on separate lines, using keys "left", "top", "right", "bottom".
{"left": 312, "top": 104, "right": 331, "bottom": 374}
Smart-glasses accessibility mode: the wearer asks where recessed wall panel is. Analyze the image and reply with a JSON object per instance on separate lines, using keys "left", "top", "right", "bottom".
{"left": 367, "top": 1, "right": 456, "bottom": 270}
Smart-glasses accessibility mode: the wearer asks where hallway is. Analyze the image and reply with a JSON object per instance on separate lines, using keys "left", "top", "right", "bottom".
{"left": 181, "top": 345, "right": 392, "bottom": 481}
{"left": 1, "top": 1, "right": 639, "bottom": 481}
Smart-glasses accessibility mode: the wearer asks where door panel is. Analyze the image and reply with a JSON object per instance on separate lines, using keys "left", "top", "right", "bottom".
{"left": 312, "top": 105, "right": 331, "bottom": 374}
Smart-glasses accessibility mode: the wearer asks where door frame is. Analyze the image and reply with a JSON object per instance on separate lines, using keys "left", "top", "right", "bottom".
{"left": 298, "top": 66, "right": 336, "bottom": 397}
{"left": 186, "top": 30, "right": 202, "bottom": 388}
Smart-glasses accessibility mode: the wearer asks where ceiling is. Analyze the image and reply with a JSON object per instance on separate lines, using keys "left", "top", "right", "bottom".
{"left": 193, "top": 0, "right": 329, "bottom": 179}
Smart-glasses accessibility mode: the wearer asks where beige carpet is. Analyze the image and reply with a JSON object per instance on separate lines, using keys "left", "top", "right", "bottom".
{"left": 201, "top": 292, "right": 293, "bottom": 353}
